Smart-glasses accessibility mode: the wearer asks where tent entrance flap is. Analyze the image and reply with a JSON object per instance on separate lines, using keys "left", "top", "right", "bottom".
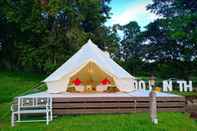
{"left": 68, "top": 61, "right": 115, "bottom": 86}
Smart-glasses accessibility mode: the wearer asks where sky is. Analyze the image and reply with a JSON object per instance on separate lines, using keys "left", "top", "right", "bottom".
{"left": 106, "top": 0, "right": 158, "bottom": 29}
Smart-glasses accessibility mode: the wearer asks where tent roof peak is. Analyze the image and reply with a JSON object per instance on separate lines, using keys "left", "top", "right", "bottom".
{"left": 82, "top": 39, "right": 98, "bottom": 50}
{"left": 87, "top": 39, "right": 93, "bottom": 44}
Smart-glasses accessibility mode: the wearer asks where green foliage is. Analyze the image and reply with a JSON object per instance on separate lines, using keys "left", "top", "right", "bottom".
{"left": 146, "top": 0, "right": 197, "bottom": 62}
{"left": 118, "top": 21, "right": 141, "bottom": 60}
{"left": 122, "top": 58, "right": 148, "bottom": 76}
{"left": 116, "top": 0, "right": 197, "bottom": 78}
{"left": 147, "top": 0, "right": 197, "bottom": 17}
{"left": 0, "top": 0, "right": 118, "bottom": 74}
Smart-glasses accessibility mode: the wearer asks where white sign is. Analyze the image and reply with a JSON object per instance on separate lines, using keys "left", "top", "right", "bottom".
{"left": 177, "top": 80, "right": 192, "bottom": 92}
{"left": 133, "top": 80, "right": 193, "bottom": 92}
{"left": 139, "top": 80, "right": 146, "bottom": 90}
{"left": 163, "top": 80, "right": 173, "bottom": 92}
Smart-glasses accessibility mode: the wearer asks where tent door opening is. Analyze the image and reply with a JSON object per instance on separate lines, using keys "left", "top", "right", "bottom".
{"left": 67, "top": 61, "right": 116, "bottom": 92}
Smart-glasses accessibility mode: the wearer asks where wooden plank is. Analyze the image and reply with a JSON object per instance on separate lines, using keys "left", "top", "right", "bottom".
{"left": 157, "top": 97, "right": 185, "bottom": 101}
{"left": 53, "top": 104, "right": 185, "bottom": 109}
{"left": 53, "top": 108, "right": 135, "bottom": 115}
{"left": 185, "top": 105, "right": 197, "bottom": 113}
{"left": 158, "top": 107, "right": 185, "bottom": 112}
{"left": 135, "top": 108, "right": 149, "bottom": 112}
{"left": 53, "top": 96, "right": 185, "bottom": 102}
{"left": 54, "top": 107, "right": 185, "bottom": 115}
{"left": 53, "top": 97, "right": 135, "bottom": 102}
{"left": 53, "top": 102, "right": 135, "bottom": 108}
{"left": 135, "top": 102, "right": 149, "bottom": 107}
{"left": 133, "top": 96, "right": 185, "bottom": 101}
{"left": 135, "top": 102, "right": 185, "bottom": 107}
{"left": 128, "top": 97, "right": 150, "bottom": 101}
{"left": 135, "top": 107, "right": 185, "bottom": 112}
{"left": 157, "top": 102, "right": 185, "bottom": 107}
{"left": 53, "top": 97, "right": 157, "bottom": 102}
{"left": 53, "top": 101, "right": 185, "bottom": 108}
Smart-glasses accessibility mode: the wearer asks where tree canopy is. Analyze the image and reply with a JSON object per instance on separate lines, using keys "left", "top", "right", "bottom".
{"left": 115, "top": 0, "right": 197, "bottom": 78}
{"left": 0, "top": 0, "right": 196, "bottom": 78}
{"left": 0, "top": 0, "right": 119, "bottom": 74}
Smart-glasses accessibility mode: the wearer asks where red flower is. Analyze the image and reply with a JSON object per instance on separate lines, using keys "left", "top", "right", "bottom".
{"left": 72, "top": 78, "right": 81, "bottom": 86}
{"left": 101, "top": 78, "right": 111, "bottom": 85}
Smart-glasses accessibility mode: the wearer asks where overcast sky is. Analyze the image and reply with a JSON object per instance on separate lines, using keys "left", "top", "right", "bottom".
{"left": 106, "top": 0, "right": 158, "bottom": 29}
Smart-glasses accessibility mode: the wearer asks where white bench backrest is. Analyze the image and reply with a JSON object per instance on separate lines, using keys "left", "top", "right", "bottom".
{"left": 12, "top": 97, "right": 52, "bottom": 111}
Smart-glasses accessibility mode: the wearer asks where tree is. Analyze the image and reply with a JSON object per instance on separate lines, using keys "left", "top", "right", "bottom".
{"left": 0, "top": 0, "right": 23, "bottom": 70}
{"left": 140, "top": 19, "right": 179, "bottom": 62}
{"left": 113, "top": 21, "right": 147, "bottom": 76}
{"left": 143, "top": 0, "right": 197, "bottom": 78}
{"left": 119, "top": 21, "right": 141, "bottom": 60}
{"left": 147, "top": 0, "right": 197, "bottom": 62}
{"left": 0, "top": 0, "right": 119, "bottom": 74}
{"left": 147, "top": 0, "right": 197, "bottom": 17}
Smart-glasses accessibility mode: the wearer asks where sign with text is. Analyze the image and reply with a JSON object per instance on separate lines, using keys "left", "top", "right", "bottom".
{"left": 133, "top": 80, "right": 193, "bottom": 92}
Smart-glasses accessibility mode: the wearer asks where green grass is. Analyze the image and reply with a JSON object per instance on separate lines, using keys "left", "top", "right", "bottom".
{"left": 0, "top": 70, "right": 197, "bottom": 131}
{"left": 0, "top": 70, "right": 44, "bottom": 102}
{"left": 1, "top": 112, "right": 197, "bottom": 131}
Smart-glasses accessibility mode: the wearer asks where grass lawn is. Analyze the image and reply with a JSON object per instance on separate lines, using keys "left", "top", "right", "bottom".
{"left": 0, "top": 70, "right": 197, "bottom": 131}
{"left": 0, "top": 70, "right": 44, "bottom": 103}
{"left": 1, "top": 112, "right": 197, "bottom": 131}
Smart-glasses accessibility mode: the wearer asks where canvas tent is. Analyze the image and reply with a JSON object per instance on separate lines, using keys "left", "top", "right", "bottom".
{"left": 43, "top": 39, "right": 136, "bottom": 93}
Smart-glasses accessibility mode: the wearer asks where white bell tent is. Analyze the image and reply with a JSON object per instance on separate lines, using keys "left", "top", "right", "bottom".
{"left": 43, "top": 39, "right": 136, "bottom": 93}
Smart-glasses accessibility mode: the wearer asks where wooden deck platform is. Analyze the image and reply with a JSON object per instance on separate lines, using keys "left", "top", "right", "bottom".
{"left": 52, "top": 96, "right": 185, "bottom": 115}
{"left": 19, "top": 90, "right": 185, "bottom": 115}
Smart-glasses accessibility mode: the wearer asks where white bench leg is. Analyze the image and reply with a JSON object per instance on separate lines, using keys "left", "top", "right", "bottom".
{"left": 11, "top": 113, "right": 15, "bottom": 127}
{"left": 46, "top": 111, "right": 49, "bottom": 125}
{"left": 48, "top": 98, "right": 53, "bottom": 122}
{"left": 50, "top": 110, "right": 53, "bottom": 121}
{"left": 18, "top": 112, "right": 21, "bottom": 122}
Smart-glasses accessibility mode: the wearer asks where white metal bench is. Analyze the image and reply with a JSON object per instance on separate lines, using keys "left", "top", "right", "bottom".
{"left": 11, "top": 96, "right": 53, "bottom": 127}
